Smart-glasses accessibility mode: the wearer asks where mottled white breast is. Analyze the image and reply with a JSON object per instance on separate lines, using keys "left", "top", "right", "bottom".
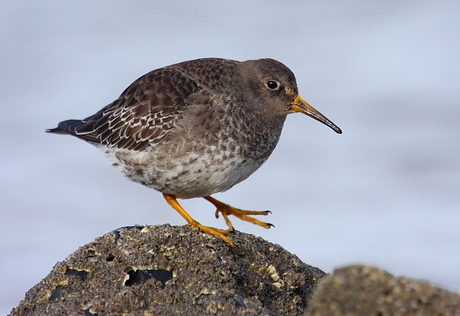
{"left": 98, "top": 144, "right": 266, "bottom": 199}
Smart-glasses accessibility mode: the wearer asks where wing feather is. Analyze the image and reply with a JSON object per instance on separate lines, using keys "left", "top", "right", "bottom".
{"left": 54, "top": 66, "right": 209, "bottom": 150}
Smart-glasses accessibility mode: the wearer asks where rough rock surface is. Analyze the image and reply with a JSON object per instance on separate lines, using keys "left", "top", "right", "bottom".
{"left": 306, "top": 265, "right": 460, "bottom": 316}
{"left": 10, "top": 225, "right": 460, "bottom": 315}
{"left": 10, "top": 225, "right": 324, "bottom": 315}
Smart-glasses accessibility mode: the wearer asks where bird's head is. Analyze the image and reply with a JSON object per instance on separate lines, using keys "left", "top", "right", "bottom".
{"left": 241, "top": 58, "right": 342, "bottom": 134}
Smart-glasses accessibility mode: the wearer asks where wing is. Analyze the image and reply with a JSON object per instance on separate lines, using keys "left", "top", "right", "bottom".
{"left": 50, "top": 66, "right": 210, "bottom": 151}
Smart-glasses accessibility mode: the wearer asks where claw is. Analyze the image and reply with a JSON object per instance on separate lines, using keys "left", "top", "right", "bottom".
{"left": 204, "top": 196, "right": 274, "bottom": 231}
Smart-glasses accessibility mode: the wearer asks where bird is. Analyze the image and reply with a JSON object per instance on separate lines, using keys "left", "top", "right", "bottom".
{"left": 47, "top": 57, "right": 342, "bottom": 247}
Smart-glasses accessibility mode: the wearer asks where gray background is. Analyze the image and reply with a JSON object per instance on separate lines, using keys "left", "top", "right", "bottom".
{"left": 1, "top": 1, "right": 459, "bottom": 313}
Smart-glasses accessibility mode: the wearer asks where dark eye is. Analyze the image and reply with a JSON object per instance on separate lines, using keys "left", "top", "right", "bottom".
{"left": 266, "top": 80, "right": 279, "bottom": 90}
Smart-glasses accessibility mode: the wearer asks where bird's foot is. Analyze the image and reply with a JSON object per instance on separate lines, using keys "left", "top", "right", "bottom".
{"left": 189, "top": 221, "right": 236, "bottom": 247}
{"left": 163, "top": 193, "right": 237, "bottom": 247}
{"left": 204, "top": 196, "right": 274, "bottom": 231}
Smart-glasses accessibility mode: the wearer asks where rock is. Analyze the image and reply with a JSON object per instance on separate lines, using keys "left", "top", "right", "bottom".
{"left": 10, "top": 225, "right": 324, "bottom": 316}
{"left": 305, "top": 265, "right": 460, "bottom": 316}
{"left": 10, "top": 225, "right": 460, "bottom": 315}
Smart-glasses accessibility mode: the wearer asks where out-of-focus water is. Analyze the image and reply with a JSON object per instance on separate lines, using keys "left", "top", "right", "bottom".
{"left": 1, "top": 1, "right": 459, "bottom": 313}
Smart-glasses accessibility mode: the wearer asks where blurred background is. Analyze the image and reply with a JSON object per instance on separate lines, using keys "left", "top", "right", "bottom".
{"left": 1, "top": 1, "right": 459, "bottom": 313}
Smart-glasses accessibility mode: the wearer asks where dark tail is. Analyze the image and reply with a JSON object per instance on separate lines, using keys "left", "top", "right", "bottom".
{"left": 46, "top": 119, "right": 100, "bottom": 143}
{"left": 46, "top": 100, "right": 117, "bottom": 143}
{"left": 46, "top": 120, "right": 83, "bottom": 136}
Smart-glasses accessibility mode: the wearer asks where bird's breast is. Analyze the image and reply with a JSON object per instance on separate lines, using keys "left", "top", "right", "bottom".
{"left": 99, "top": 102, "right": 285, "bottom": 198}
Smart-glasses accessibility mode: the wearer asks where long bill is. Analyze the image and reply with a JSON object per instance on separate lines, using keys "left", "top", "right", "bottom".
{"left": 290, "top": 95, "right": 342, "bottom": 134}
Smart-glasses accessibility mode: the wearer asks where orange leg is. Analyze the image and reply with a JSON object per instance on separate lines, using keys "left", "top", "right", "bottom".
{"left": 204, "top": 196, "right": 273, "bottom": 231}
{"left": 163, "top": 193, "right": 236, "bottom": 247}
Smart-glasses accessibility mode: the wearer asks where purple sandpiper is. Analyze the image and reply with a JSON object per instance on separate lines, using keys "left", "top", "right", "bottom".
{"left": 47, "top": 58, "right": 342, "bottom": 246}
